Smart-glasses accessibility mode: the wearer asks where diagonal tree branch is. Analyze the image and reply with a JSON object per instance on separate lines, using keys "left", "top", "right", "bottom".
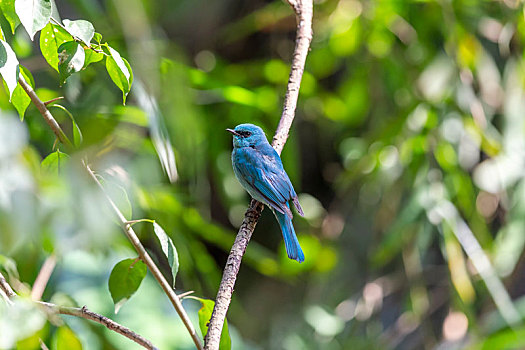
{"left": 1, "top": 272, "right": 158, "bottom": 350}
{"left": 40, "top": 302, "right": 159, "bottom": 350}
{"left": 19, "top": 71, "right": 203, "bottom": 350}
{"left": 203, "top": 0, "right": 313, "bottom": 348}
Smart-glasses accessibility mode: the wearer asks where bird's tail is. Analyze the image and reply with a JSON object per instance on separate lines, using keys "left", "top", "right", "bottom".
{"left": 275, "top": 208, "right": 305, "bottom": 263}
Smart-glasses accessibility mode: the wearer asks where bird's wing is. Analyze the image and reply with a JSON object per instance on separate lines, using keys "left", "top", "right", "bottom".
{"left": 262, "top": 147, "right": 304, "bottom": 217}
{"left": 234, "top": 148, "right": 294, "bottom": 218}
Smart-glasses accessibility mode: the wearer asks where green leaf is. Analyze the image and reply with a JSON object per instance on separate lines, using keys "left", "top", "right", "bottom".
{"left": 41, "top": 150, "right": 69, "bottom": 175}
{"left": 0, "top": 0, "right": 20, "bottom": 34}
{"left": 55, "top": 326, "right": 82, "bottom": 350}
{"left": 0, "top": 39, "right": 19, "bottom": 100}
{"left": 105, "top": 46, "right": 133, "bottom": 104}
{"left": 153, "top": 222, "right": 179, "bottom": 287}
{"left": 83, "top": 48, "right": 103, "bottom": 68}
{"left": 63, "top": 19, "right": 94, "bottom": 45}
{"left": 197, "top": 298, "right": 231, "bottom": 350}
{"left": 57, "top": 41, "right": 85, "bottom": 85}
{"left": 49, "top": 104, "right": 82, "bottom": 146}
{"left": 108, "top": 258, "right": 147, "bottom": 313}
{"left": 15, "top": 0, "right": 52, "bottom": 40}
{"left": 39, "top": 22, "right": 73, "bottom": 72}
{"left": 9, "top": 65, "right": 34, "bottom": 120}
{"left": 92, "top": 32, "right": 102, "bottom": 43}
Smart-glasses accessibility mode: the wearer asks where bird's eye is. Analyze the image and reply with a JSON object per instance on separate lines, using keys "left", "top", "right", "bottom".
{"left": 244, "top": 131, "right": 252, "bottom": 137}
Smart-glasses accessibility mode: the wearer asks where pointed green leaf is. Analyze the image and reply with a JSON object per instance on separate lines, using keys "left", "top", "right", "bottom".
{"left": 55, "top": 326, "right": 82, "bottom": 350}
{"left": 0, "top": 0, "right": 20, "bottom": 34}
{"left": 108, "top": 258, "right": 147, "bottom": 313}
{"left": 153, "top": 222, "right": 179, "bottom": 287}
{"left": 57, "top": 41, "right": 84, "bottom": 85}
{"left": 0, "top": 39, "right": 19, "bottom": 100}
{"left": 63, "top": 19, "right": 94, "bottom": 45}
{"left": 41, "top": 150, "right": 69, "bottom": 175}
{"left": 93, "top": 32, "right": 102, "bottom": 43}
{"left": 83, "top": 48, "right": 103, "bottom": 68}
{"left": 39, "top": 22, "right": 73, "bottom": 72}
{"left": 105, "top": 46, "right": 132, "bottom": 104}
{"left": 49, "top": 104, "right": 82, "bottom": 146}
{"left": 9, "top": 65, "right": 34, "bottom": 120}
{"left": 15, "top": 0, "right": 52, "bottom": 40}
{"left": 197, "top": 298, "right": 231, "bottom": 350}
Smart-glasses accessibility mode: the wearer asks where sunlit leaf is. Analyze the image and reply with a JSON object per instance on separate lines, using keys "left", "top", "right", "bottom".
{"left": 55, "top": 326, "right": 82, "bottom": 350}
{"left": 39, "top": 22, "right": 73, "bottom": 72}
{"left": 49, "top": 104, "right": 83, "bottom": 146}
{"left": 196, "top": 298, "right": 231, "bottom": 350}
{"left": 0, "top": 0, "right": 20, "bottom": 34}
{"left": 0, "top": 39, "right": 19, "bottom": 100}
{"left": 153, "top": 222, "right": 179, "bottom": 287}
{"left": 105, "top": 46, "right": 133, "bottom": 104}
{"left": 9, "top": 65, "right": 34, "bottom": 120}
{"left": 92, "top": 32, "right": 102, "bottom": 43}
{"left": 57, "top": 41, "right": 85, "bottom": 85}
{"left": 41, "top": 150, "right": 70, "bottom": 175}
{"left": 83, "top": 48, "right": 103, "bottom": 68}
{"left": 63, "top": 19, "right": 94, "bottom": 45}
{"left": 15, "top": 0, "right": 51, "bottom": 40}
{"left": 108, "top": 258, "right": 147, "bottom": 313}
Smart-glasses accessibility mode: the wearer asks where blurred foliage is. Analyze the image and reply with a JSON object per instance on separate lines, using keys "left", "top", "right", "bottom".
{"left": 2, "top": 0, "right": 525, "bottom": 349}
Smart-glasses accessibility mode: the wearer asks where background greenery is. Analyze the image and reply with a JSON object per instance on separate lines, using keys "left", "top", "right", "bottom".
{"left": 2, "top": 0, "right": 525, "bottom": 349}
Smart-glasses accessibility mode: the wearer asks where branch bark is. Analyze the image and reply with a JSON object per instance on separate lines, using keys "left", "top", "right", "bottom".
{"left": 18, "top": 77, "right": 72, "bottom": 147}
{"left": 40, "top": 302, "right": 159, "bottom": 350}
{"left": 31, "top": 255, "right": 56, "bottom": 301}
{"left": 203, "top": 1, "right": 313, "bottom": 349}
{"left": 1, "top": 272, "right": 158, "bottom": 350}
{"left": 19, "top": 73, "right": 203, "bottom": 350}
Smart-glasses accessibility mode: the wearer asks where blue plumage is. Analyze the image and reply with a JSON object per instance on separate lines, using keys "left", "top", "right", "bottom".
{"left": 227, "top": 123, "right": 305, "bottom": 263}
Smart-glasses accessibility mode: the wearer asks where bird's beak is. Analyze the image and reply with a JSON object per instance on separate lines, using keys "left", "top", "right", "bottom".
{"left": 226, "top": 128, "right": 239, "bottom": 136}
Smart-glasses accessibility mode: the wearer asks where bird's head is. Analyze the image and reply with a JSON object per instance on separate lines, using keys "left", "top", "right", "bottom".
{"left": 227, "top": 123, "right": 267, "bottom": 148}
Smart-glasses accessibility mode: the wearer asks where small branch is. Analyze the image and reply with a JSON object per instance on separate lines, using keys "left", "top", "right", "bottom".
{"left": 20, "top": 74, "right": 203, "bottom": 350}
{"left": 40, "top": 302, "right": 159, "bottom": 350}
{"left": 44, "top": 96, "right": 65, "bottom": 106}
{"left": 18, "top": 77, "right": 72, "bottom": 147}
{"left": 31, "top": 255, "right": 57, "bottom": 301}
{"left": 39, "top": 339, "right": 50, "bottom": 350}
{"left": 204, "top": 1, "right": 313, "bottom": 349}
{"left": 2, "top": 272, "right": 159, "bottom": 350}
{"left": 0, "top": 272, "right": 16, "bottom": 298}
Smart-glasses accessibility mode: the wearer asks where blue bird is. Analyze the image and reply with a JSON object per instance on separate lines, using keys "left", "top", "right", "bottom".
{"left": 227, "top": 123, "right": 305, "bottom": 263}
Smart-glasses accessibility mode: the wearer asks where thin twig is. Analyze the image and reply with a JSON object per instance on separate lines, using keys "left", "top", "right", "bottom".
{"left": 40, "top": 302, "right": 159, "bottom": 350}
{"left": 203, "top": 0, "right": 313, "bottom": 348}
{"left": 84, "top": 163, "right": 203, "bottom": 349}
{"left": 20, "top": 74, "right": 204, "bottom": 350}
{"left": 39, "top": 339, "right": 50, "bottom": 350}
{"left": 31, "top": 255, "right": 57, "bottom": 301}
{"left": 0, "top": 272, "right": 16, "bottom": 298}
{"left": 44, "top": 96, "right": 65, "bottom": 106}
{"left": 2, "top": 272, "right": 158, "bottom": 349}
{"left": 18, "top": 77, "right": 72, "bottom": 147}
